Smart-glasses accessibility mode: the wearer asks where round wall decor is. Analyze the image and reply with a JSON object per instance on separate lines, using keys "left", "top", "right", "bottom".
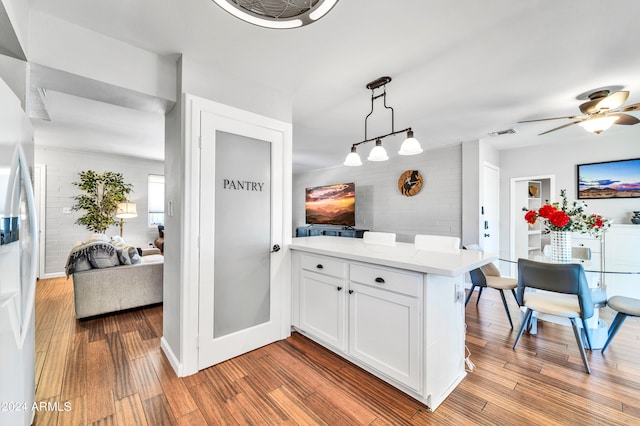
{"left": 398, "top": 170, "right": 423, "bottom": 196}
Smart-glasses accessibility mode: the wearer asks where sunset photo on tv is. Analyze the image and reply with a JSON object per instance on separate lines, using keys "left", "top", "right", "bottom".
{"left": 305, "top": 183, "right": 355, "bottom": 226}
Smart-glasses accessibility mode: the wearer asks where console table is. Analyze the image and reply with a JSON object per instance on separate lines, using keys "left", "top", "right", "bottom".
{"left": 295, "top": 225, "right": 368, "bottom": 238}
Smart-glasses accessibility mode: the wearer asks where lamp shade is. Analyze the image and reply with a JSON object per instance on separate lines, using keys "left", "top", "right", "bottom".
{"left": 367, "top": 139, "right": 389, "bottom": 161}
{"left": 578, "top": 116, "right": 619, "bottom": 134}
{"left": 344, "top": 146, "right": 363, "bottom": 166}
{"left": 116, "top": 202, "right": 137, "bottom": 219}
{"left": 398, "top": 130, "right": 423, "bottom": 155}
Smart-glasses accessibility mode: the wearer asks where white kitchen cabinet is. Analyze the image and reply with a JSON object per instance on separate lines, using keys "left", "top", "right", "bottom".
{"left": 348, "top": 264, "right": 422, "bottom": 391}
{"left": 290, "top": 237, "right": 491, "bottom": 411}
{"left": 299, "top": 254, "right": 347, "bottom": 351}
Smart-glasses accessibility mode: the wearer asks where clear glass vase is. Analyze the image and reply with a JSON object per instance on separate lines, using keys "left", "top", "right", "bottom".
{"left": 550, "top": 231, "right": 572, "bottom": 263}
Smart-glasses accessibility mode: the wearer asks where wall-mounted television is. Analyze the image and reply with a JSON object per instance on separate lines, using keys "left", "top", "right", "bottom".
{"left": 305, "top": 182, "right": 355, "bottom": 226}
{"left": 577, "top": 158, "right": 640, "bottom": 199}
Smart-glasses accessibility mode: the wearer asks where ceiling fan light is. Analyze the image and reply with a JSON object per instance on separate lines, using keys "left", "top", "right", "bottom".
{"left": 578, "top": 116, "right": 620, "bottom": 134}
{"left": 398, "top": 130, "right": 423, "bottom": 155}
{"left": 343, "top": 146, "right": 362, "bottom": 166}
{"left": 367, "top": 139, "right": 389, "bottom": 161}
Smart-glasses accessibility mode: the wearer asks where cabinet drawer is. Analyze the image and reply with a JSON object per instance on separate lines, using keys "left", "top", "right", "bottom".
{"left": 350, "top": 264, "right": 421, "bottom": 298}
{"left": 301, "top": 254, "right": 346, "bottom": 278}
{"left": 573, "top": 237, "right": 602, "bottom": 253}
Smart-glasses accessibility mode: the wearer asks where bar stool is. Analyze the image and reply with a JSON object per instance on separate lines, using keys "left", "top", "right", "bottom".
{"left": 601, "top": 296, "right": 640, "bottom": 353}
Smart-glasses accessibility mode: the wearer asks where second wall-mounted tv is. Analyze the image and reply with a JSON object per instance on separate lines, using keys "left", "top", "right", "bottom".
{"left": 577, "top": 158, "right": 640, "bottom": 199}
{"left": 305, "top": 182, "right": 355, "bottom": 226}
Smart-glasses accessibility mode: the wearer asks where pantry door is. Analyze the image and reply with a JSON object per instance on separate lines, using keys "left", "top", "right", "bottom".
{"left": 198, "top": 110, "right": 285, "bottom": 369}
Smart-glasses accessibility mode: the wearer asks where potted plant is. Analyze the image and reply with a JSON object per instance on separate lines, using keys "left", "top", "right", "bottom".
{"left": 71, "top": 170, "right": 133, "bottom": 233}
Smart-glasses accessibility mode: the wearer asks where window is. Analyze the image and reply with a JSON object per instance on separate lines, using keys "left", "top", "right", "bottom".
{"left": 148, "top": 174, "right": 164, "bottom": 227}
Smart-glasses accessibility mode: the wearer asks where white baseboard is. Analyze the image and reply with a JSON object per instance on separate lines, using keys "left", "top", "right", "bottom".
{"left": 160, "top": 336, "right": 183, "bottom": 376}
{"left": 39, "top": 272, "right": 66, "bottom": 280}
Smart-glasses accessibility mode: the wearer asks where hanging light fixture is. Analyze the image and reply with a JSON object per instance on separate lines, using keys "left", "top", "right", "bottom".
{"left": 211, "top": 0, "right": 339, "bottom": 29}
{"left": 578, "top": 115, "right": 620, "bottom": 134}
{"left": 344, "top": 76, "right": 422, "bottom": 166}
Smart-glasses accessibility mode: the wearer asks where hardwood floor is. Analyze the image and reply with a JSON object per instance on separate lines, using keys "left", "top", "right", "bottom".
{"left": 34, "top": 277, "right": 640, "bottom": 425}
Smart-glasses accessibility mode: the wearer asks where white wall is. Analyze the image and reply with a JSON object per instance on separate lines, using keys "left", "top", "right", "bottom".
{"left": 293, "top": 144, "right": 462, "bottom": 243}
{"left": 35, "top": 147, "right": 164, "bottom": 276}
{"left": 498, "top": 136, "right": 640, "bottom": 256}
{"left": 28, "top": 11, "right": 176, "bottom": 102}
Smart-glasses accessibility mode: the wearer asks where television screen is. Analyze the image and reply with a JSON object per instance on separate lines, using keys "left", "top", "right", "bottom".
{"left": 577, "top": 158, "right": 640, "bottom": 199}
{"left": 305, "top": 183, "right": 356, "bottom": 226}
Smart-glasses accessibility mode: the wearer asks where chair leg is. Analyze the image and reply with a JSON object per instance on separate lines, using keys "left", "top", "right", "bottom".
{"left": 464, "top": 284, "right": 477, "bottom": 307}
{"left": 601, "top": 313, "right": 628, "bottom": 354}
{"left": 569, "top": 318, "right": 591, "bottom": 374}
{"left": 580, "top": 318, "right": 593, "bottom": 350}
{"left": 510, "top": 288, "right": 518, "bottom": 304}
{"left": 498, "top": 290, "right": 514, "bottom": 329}
{"left": 476, "top": 287, "right": 484, "bottom": 306}
{"left": 513, "top": 308, "right": 533, "bottom": 350}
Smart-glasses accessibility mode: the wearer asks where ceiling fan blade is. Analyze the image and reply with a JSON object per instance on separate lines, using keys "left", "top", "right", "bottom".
{"left": 611, "top": 113, "right": 640, "bottom": 125}
{"left": 580, "top": 91, "right": 630, "bottom": 114}
{"left": 518, "top": 115, "right": 582, "bottom": 123}
{"left": 598, "top": 90, "right": 629, "bottom": 110}
{"left": 538, "top": 120, "right": 582, "bottom": 135}
{"left": 619, "top": 102, "right": 640, "bottom": 112}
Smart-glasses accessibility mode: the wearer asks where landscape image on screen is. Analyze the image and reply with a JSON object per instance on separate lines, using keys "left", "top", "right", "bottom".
{"left": 305, "top": 183, "right": 355, "bottom": 226}
{"left": 578, "top": 158, "right": 640, "bottom": 199}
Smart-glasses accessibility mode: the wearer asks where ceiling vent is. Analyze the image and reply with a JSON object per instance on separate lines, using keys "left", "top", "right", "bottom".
{"left": 488, "top": 128, "right": 517, "bottom": 137}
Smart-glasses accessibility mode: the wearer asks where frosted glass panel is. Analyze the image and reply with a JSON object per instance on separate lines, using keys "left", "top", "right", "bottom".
{"left": 214, "top": 131, "right": 271, "bottom": 338}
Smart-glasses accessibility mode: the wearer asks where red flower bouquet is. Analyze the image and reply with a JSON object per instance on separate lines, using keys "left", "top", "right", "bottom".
{"left": 523, "top": 189, "right": 610, "bottom": 235}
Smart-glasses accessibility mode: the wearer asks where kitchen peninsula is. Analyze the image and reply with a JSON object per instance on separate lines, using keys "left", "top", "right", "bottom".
{"left": 290, "top": 236, "right": 496, "bottom": 411}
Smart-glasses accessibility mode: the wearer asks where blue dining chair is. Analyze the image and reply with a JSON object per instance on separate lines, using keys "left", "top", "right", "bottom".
{"left": 601, "top": 296, "right": 640, "bottom": 354}
{"left": 513, "top": 259, "right": 594, "bottom": 373}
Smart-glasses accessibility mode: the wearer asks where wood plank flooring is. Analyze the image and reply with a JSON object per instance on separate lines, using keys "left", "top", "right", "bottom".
{"left": 34, "top": 277, "right": 640, "bottom": 425}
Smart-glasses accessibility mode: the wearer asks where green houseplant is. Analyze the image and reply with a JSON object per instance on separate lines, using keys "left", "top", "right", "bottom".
{"left": 71, "top": 170, "right": 133, "bottom": 233}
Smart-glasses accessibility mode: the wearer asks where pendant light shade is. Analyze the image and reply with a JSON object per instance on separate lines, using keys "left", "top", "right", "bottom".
{"left": 367, "top": 139, "right": 389, "bottom": 162}
{"left": 398, "top": 130, "right": 423, "bottom": 155}
{"left": 578, "top": 116, "right": 620, "bottom": 134}
{"left": 343, "top": 146, "right": 363, "bottom": 166}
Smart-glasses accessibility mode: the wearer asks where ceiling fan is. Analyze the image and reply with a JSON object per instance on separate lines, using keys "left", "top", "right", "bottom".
{"left": 518, "top": 89, "right": 640, "bottom": 135}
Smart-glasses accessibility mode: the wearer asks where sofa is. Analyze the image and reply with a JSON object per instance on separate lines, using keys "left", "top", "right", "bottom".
{"left": 66, "top": 236, "right": 164, "bottom": 319}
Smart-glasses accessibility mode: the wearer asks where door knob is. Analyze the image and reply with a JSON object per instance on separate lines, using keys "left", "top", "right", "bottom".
{"left": 271, "top": 244, "right": 281, "bottom": 253}
{"left": 484, "top": 233, "right": 490, "bottom": 238}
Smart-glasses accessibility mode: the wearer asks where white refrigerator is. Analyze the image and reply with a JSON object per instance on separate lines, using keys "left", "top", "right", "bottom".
{"left": 0, "top": 77, "right": 38, "bottom": 426}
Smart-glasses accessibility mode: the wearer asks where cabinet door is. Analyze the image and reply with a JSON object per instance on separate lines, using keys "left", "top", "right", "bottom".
{"left": 300, "top": 271, "right": 346, "bottom": 351}
{"left": 348, "top": 282, "right": 421, "bottom": 391}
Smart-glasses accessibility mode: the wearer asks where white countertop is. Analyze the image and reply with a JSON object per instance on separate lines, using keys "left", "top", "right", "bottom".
{"left": 290, "top": 236, "right": 497, "bottom": 277}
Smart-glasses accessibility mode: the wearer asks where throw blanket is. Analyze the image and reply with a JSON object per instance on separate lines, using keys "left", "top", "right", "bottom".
{"left": 65, "top": 239, "right": 144, "bottom": 277}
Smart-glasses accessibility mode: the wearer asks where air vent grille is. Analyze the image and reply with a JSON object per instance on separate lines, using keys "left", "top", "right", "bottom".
{"left": 488, "top": 128, "right": 517, "bottom": 137}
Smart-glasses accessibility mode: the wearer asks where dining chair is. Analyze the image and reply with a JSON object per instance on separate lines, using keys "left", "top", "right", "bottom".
{"left": 362, "top": 231, "right": 396, "bottom": 246}
{"left": 414, "top": 234, "right": 460, "bottom": 251}
{"left": 464, "top": 244, "right": 518, "bottom": 328}
{"left": 513, "top": 259, "right": 594, "bottom": 373}
{"left": 600, "top": 296, "right": 640, "bottom": 354}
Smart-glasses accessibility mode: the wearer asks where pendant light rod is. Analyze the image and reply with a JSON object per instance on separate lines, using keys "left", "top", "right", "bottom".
{"left": 352, "top": 127, "right": 413, "bottom": 148}
{"left": 364, "top": 76, "right": 396, "bottom": 141}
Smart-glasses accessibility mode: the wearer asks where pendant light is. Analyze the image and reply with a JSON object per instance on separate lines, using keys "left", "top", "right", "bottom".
{"left": 343, "top": 145, "right": 362, "bottom": 166}
{"left": 344, "top": 76, "right": 422, "bottom": 166}
{"left": 367, "top": 139, "right": 389, "bottom": 161}
{"left": 398, "top": 130, "right": 423, "bottom": 155}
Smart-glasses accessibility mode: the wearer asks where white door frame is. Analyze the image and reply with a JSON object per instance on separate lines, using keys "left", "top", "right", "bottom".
{"left": 176, "top": 94, "right": 292, "bottom": 377}
{"left": 34, "top": 164, "right": 46, "bottom": 279}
